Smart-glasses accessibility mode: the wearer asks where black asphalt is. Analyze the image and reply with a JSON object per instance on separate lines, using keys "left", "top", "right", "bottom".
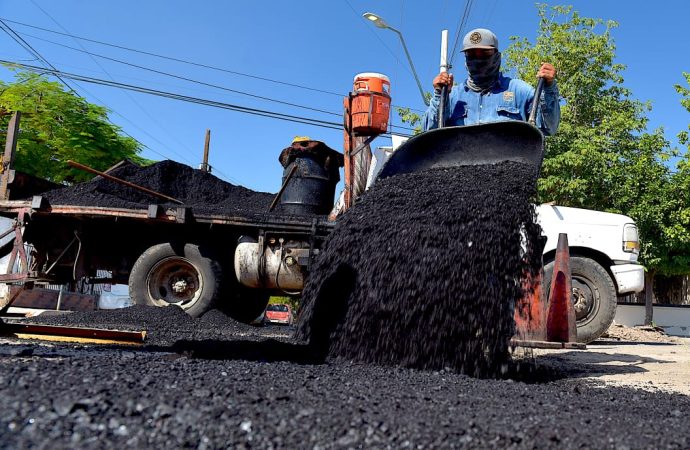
{"left": 0, "top": 311, "right": 688, "bottom": 449}
{"left": 297, "top": 162, "right": 543, "bottom": 377}
{"left": 6, "top": 161, "right": 687, "bottom": 448}
{"left": 42, "top": 159, "right": 276, "bottom": 215}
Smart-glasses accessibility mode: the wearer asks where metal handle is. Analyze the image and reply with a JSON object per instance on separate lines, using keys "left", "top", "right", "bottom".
{"left": 528, "top": 77, "right": 546, "bottom": 126}
{"left": 438, "top": 85, "right": 448, "bottom": 129}
{"left": 438, "top": 29, "right": 449, "bottom": 129}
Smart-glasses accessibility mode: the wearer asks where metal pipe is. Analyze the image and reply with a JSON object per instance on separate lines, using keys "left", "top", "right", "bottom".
{"left": 528, "top": 78, "right": 546, "bottom": 126}
{"left": 67, "top": 160, "right": 184, "bottom": 204}
{"left": 438, "top": 30, "right": 449, "bottom": 128}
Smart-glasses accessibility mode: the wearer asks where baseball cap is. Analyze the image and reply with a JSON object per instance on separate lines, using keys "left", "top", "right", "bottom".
{"left": 462, "top": 28, "right": 499, "bottom": 51}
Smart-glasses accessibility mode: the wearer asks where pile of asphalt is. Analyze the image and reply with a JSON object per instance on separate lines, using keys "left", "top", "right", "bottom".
{"left": 0, "top": 341, "right": 688, "bottom": 449}
{"left": 22, "top": 305, "right": 293, "bottom": 347}
{"left": 41, "top": 160, "right": 277, "bottom": 216}
{"left": 297, "top": 162, "right": 543, "bottom": 377}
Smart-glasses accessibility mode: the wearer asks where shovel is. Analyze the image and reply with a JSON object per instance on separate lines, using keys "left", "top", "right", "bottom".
{"left": 378, "top": 70, "right": 547, "bottom": 180}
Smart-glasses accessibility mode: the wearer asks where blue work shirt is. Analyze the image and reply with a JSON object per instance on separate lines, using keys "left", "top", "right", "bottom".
{"left": 423, "top": 73, "right": 560, "bottom": 136}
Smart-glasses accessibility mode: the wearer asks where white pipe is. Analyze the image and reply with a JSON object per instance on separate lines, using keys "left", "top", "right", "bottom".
{"left": 439, "top": 30, "right": 449, "bottom": 73}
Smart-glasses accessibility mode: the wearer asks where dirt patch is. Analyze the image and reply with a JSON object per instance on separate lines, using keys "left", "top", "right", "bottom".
{"left": 602, "top": 322, "right": 681, "bottom": 344}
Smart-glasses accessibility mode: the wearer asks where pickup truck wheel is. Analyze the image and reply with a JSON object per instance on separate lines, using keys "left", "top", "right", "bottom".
{"left": 543, "top": 257, "right": 617, "bottom": 344}
{"left": 129, "top": 243, "right": 222, "bottom": 318}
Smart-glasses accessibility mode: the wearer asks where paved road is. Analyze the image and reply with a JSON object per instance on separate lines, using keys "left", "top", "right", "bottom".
{"left": 0, "top": 320, "right": 688, "bottom": 449}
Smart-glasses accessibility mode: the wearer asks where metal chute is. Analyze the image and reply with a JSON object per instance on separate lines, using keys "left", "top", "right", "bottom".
{"left": 377, "top": 121, "right": 544, "bottom": 180}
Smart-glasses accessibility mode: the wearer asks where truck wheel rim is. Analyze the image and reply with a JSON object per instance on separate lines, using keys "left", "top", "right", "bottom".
{"left": 572, "top": 277, "right": 597, "bottom": 323}
{"left": 146, "top": 257, "right": 203, "bottom": 308}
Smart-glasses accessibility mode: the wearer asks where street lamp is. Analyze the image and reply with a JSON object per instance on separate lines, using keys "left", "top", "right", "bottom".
{"left": 363, "top": 12, "right": 429, "bottom": 106}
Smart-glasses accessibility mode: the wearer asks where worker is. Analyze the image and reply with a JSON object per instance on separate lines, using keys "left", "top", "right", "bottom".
{"left": 423, "top": 28, "right": 560, "bottom": 135}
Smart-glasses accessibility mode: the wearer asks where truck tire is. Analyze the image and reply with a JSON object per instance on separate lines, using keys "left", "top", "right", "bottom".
{"left": 543, "top": 257, "right": 617, "bottom": 343}
{"left": 129, "top": 243, "right": 222, "bottom": 318}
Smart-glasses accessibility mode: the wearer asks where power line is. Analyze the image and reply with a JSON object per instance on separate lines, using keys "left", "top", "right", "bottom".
{"left": 449, "top": 0, "right": 475, "bottom": 64}
{"left": 1, "top": 16, "right": 346, "bottom": 98}
{"left": 2, "top": 60, "right": 413, "bottom": 139}
{"left": 25, "top": 2, "right": 205, "bottom": 173}
{"left": 1, "top": 16, "right": 426, "bottom": 114}
{"left": 5, "top": 33, "right": 416, "bottom": 133}
{"left": 0, "top": 18, "right": 215, "bottom": 178}
{"left": 0, "top": 19, "right": 242, "bottom": 183}
{"left": 20, "top": 31, "right": 343, "bottom": 118}
{"left": 0, "top": 18, "right": 79, "bottom": 96}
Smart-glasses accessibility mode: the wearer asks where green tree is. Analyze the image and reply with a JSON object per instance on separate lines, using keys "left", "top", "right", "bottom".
{"left": 499, "top": 5, "right": 688, "bottom": 277}
{"left": 676, "top": 72, "right": 690, "bottom": 148}
{"left": 0, "top": 70, "right": 146, "bottom": 183}
{"left": 396, "top": 5, "right": 690, "bottom": 284}
{"left": 663, "top": 72, "right": 690, "bottom": 275}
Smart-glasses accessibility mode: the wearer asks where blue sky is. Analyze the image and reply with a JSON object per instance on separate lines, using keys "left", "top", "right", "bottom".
{"left": 1, "top": 1, "right": 688, "bottom": 193}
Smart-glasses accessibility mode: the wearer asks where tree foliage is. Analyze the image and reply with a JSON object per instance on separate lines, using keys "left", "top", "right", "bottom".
{"left": 500, "top": 4, "right": 688, "bottom": 275}
{"left": 395, "top": 5, "right": 690, "bottom": 276}
{"left": 0, "top": 70, "right": 145, "bottom": 183}
{"left": 661, "top": 72, "right": 690, "bottom": 274}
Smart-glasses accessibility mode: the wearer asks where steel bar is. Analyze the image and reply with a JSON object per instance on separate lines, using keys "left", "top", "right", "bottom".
{"left": 67, "top": 160, "right": 184, "bottom": 204}
{"left": 0, "top": 201, "right": 336, "bottom": 232}
{"left": 511, "top": 339, "right": 586, "bottom": 350}
{"left": 0, "top": 322, "right": 146, "bottom": 345}
{"left": 0, "top": 272, "right": 30, "bottom": 282}
{"left": 268, "top": 164, "right": 298, "bottom": 212}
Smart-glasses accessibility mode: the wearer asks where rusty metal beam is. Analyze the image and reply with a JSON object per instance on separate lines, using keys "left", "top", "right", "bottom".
{"left": 511, "top": 339, "right": 586, "bottom": 350}
{"left": 0, "top": 111, "right": 21, "bottom": 200}
{"left": 67, "top": 160, "right": 183, "bottom": 204}
{"left": 0, "top": 322, "right": 146, "bottom": 345}
{"left": 0, "top": 201, "right": 336, "bottom": 232}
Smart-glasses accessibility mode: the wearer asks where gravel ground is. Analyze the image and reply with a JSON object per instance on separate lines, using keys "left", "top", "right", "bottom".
{"left": 1, "top": 307, "right": 689, "bottom": 449}
{"left": 602, "top": 322, "right": 681, "bottom": 343}
{"left": 6, "top": 159, "right": 687, "bottom": 447}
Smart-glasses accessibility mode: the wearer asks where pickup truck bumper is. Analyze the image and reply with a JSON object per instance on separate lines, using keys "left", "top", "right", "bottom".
{"left": 610, "top": 263, "right": 645, "bottom": 295}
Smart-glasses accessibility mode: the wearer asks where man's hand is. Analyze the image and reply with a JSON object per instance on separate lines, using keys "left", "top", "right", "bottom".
{"left": 537, "top": 63, "right": 557, "bottom": 86}
{"left": 432, "top": 72, "right": 454, "bottom": 91}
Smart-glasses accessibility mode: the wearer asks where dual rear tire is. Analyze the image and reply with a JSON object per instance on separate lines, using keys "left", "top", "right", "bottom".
{"left": 129, "top": 243, "right": 269, "bottom": 322}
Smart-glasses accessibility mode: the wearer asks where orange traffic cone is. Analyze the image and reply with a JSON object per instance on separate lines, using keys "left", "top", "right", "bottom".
{"left": 546, "top": 233, "right": 577, "bottom": 343}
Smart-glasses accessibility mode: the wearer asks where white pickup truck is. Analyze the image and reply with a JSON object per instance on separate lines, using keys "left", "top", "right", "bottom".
{"left": 537, "top": 204, "right": 644, "bottom": 342}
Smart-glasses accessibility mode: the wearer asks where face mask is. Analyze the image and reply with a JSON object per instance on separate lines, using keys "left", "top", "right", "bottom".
{"left": 465, "top": 51, "right": 501, "bottom": 91}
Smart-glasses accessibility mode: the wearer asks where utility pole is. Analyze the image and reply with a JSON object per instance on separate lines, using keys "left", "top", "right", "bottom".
{"left": 200, "top": 129, "right": 211, "bottom": 173}
{"left": 0, "top": 111, "right": 21, "bottom": 200}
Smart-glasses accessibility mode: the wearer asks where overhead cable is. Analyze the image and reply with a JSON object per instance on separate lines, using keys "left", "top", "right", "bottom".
{"left": 0, "top": 16, "right": 426, "bottom": 114}
{"left": 1, "top": 60, "right": 413, "bottom": 138}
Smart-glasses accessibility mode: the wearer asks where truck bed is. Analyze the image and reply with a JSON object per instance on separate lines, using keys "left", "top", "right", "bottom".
{"left": 0, "top": 198, "right": 335, "bottom": 233}
{"left": 0, "top": 196, "right": 335, "bottom": 289}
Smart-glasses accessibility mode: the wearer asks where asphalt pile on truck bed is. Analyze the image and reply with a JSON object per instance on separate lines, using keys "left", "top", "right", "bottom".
{"left": 296, "top": 161, "right": 543, "bottom": 377}
{"left": 41, "top": 160, "right": 277, "bottom": 216}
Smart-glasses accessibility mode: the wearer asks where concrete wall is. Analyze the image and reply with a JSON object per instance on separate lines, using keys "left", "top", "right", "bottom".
{"left": 615, "top": 303, "right": 690, "bottom": 337}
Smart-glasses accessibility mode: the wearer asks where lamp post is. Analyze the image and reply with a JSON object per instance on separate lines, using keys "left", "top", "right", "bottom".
{"left": 363, "top": 12, "right": 429, "bottom": 106}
